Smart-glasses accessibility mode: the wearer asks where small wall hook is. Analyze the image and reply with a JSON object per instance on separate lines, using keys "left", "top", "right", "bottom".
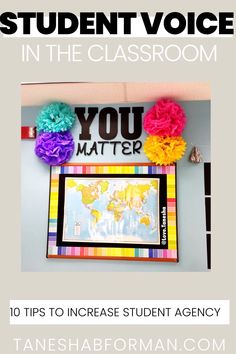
{"left": 189, "top": 146, "right": 203, "bottom": 163}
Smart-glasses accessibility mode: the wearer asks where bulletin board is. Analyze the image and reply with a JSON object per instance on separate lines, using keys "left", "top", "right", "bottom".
{"left": 47, "top": 163, "right": 178, "bottom": 262}
{"left": 21, "top": 82, "right": 210, "bottom": 272}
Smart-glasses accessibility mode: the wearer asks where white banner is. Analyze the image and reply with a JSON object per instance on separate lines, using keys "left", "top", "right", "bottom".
{"left": 10, "top": 300, "right": 230, "bottom": 325}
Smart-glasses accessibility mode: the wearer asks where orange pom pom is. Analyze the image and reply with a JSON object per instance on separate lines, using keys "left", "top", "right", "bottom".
{"left": 144, "top": 136, "right": 187, "bottom": 165}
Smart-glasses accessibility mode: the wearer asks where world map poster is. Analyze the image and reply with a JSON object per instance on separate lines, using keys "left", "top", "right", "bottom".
{"left": 62, "top": 177, "right": 160, "bottom": 245}
{"left": 47, "top": 164, "right": 177, "bottom": 262}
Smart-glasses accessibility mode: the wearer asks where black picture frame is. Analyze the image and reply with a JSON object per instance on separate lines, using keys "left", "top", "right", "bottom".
{"left": 56, "top": 173, "right": 168, "bottom": 249}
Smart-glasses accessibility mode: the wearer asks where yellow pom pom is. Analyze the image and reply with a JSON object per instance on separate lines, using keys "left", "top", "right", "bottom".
{"left": 144, "top": 136, "right": 187, "bottom": 165}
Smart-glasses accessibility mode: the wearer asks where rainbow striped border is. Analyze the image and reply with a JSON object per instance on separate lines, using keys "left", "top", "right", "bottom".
{"left": 47, "top": 164, "right": 178, "bottom": 262}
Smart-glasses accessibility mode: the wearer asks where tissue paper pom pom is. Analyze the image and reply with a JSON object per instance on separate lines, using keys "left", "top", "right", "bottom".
{"left": 35, "top": 131, "right": 74, "bottom": 166}
{"left": 143, "top": 98, "right": 187, "bottom": 136}
{"left": 36, "top": 102, "right": 76, "bottom": 133}
{"left": 144, "top": 136, "right": 187, "bottom": 165}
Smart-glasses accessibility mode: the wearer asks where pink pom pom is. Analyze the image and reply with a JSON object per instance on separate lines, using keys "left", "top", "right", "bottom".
{"left": 143, "top": 98, "right": 187, "bottom": 137}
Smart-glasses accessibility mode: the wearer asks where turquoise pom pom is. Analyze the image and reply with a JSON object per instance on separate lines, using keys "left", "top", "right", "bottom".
{"left": 36, "top": 102, "right": 76, "bottom": 133}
